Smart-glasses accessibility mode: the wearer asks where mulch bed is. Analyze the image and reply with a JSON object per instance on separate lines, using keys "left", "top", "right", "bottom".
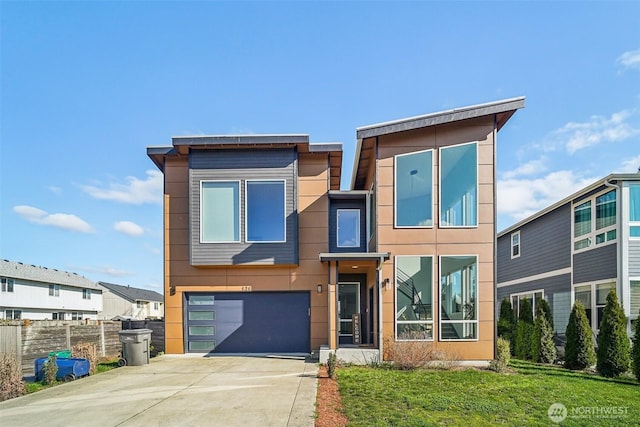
{"left": 315, "top": 365, "right": 347, "bottom": 427}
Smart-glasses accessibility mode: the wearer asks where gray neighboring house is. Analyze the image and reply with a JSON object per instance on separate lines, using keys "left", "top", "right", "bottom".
{"left": 97, "top": 282, "right": 164, "bottom": 320}
{"left": 497, "top": 173, "right": 640, "bottom": 340}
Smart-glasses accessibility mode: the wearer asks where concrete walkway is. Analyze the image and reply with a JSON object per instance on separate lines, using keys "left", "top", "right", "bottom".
{"left": 0, "top": 355, "right": 319, "bottom": 427}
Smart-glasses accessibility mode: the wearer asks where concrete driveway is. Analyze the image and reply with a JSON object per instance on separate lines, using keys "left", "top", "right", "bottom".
{"left": 0, "top": 355, "right": 319, "bottom": 427}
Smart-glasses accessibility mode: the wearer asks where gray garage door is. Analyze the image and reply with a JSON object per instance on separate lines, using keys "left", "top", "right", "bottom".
{"left": 185, "top": 292, "right": 310, "bottom": 353}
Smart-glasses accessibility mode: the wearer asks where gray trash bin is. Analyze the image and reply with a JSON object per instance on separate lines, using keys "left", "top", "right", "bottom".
{"left": 118, "top": 329, "right": 153, "bottom": 366}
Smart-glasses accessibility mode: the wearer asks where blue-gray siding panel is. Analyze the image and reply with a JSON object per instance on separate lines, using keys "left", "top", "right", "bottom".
{"left": 189, "top": 149, "right": 298, "bottom": 266}
{"left": 630, "top": 240, "right": 640, "bottom": 276}
{"left": 497, "top": 204, "right": 572, "bottom": 283}
{"left": 573, "top": 243, "right": 617, "bottom": 283}
{"left": 329, "top": 199, "right": 367, "bottom": 253}
{"left": 497, "top": 273, "right": 572, "bottom": 334}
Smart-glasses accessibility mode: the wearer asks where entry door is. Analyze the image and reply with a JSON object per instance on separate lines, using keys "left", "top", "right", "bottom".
{"left": 338, "top": 283, "right": 360, "bottom": 344}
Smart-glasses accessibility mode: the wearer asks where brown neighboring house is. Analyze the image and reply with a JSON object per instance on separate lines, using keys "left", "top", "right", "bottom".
{"left": 147, "top": 97, "right": 525, "bottom": 362}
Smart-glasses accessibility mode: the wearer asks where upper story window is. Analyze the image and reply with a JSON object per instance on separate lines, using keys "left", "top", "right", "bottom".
{"left": 137, "top": 301, "right": 145, "bottom": 309}
{"left": 395, "top": 149, "right": 433, "bottom": 227}
{"left": 201, "top": 181, "right": 240, "bottom": 243}
{"left": 511, "top": 231, "right": 521, "bottom": 259}
{"left": 49, "top": 284, "right": 60, "bottom": 297}
{"left": 337, "top": 209, "right": 360, "bottom": 248}
{"left": 246, "top": 180, "right": 285, "bottom": 243}
{"left": 440, "top": 142, "right": 477, "bottom": 227}
{"left": 154, "top": 302, "right": 159, "bottom": 310}
{"left": 83, "top": 289, "right": 91, "bottom": 300}
{"left": 630, "top": 184, "right": 640, "bottom": 238}
{"left": 573, "top": 189, "right": 616, "bottom": 251}
{"left": 1, "top": 277, "right": 14, "bottom": 292}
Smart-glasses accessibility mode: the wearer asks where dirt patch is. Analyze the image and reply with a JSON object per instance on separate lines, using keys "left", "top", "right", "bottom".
{"left": 315, "top": 365, "right": 347, "bottom": 427}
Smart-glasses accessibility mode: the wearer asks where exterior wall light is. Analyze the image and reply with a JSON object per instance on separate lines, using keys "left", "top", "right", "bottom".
{"left": 317, "top": 284, "right": 323, "bottom": 293}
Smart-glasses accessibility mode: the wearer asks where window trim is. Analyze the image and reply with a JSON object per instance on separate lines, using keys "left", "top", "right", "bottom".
{"left": 1, "top": 277, "right": 14, "bottom": 292}
{"left": 572, "top": 188, "right": 617, "bottom": 253}
{"left": 395, "top": 255, "right": 435, "bottom": 341}
{"left": 438, "top": 254, "right": 479, "bottom": 342}
{"left": 200, "top": 180, "right": 241, "bottom": 244}
{"left": 572, "top": 279, "right": 616, "bottom": 332}
{"left": 245, "top": 179, "right": 287, "bottom": 244}
{"left": 630, "top": 184, "right": 640, "bottom": 239}
{"left": 49, "top": 284, "right": 60, "bottom": 297}
{"left": 509, "top": 289, "right": 544, "bottom": 320}
{"left": 439, "top": 141, "right": 479, "bottom": 229}
{"left": 394, "top": 148, "right": 434, "bottom": 229}
{"left": 337, "top": 208, "right": 361, "bottom": 248}
{"left": 83, "top": 288, "right": 91, "bottom": 300}
{"left": 511, "top": 231, "right": 521, "bottom": 259}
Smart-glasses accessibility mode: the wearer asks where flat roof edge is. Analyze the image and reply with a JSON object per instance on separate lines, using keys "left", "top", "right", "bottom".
{"left": 172, "top": 134, "right": 309, "bottom": 145}
{"left": 356, "top": 96, "right": 525, "bottom": 139}
{"left": 319, "top": 252, "right": 390, "bottom": 261}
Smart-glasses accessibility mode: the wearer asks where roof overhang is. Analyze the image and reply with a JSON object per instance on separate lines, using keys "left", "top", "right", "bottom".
{"left": 319, "top": 252, "right": 390, "bottom": 262}
{"left": 498, "top": 173, "right": 640, "bottom": 237}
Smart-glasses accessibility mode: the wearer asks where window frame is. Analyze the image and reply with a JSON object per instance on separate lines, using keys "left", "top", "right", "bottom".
{"left": 200, "top": 180, "right": 241, "bottom": 244}
{"left": 394, "top": 148, "right": 434, "bottom": 229}
{"left": 572, "top": 280, "right": 616, "bottom": 331}
{"left": 572, "top": 189, "right": 617, "bottom": 253}
{"left": 83, "top": 288, "right": 91, "bottom": 300}
{"left": 336, "top": 208, "right": 361, "bottom": 248}
{"left": 395, "top": 255, "right": 434, "bottom": 341}
{"left": 511, "top": 231, "right": 521, "bottom": 259}
{"left": 509, "top": 289, "right": 544, "bottom": 320}
{"left": 439, "top": 255, "right": 479, "bottom": 341}
{"left": 245, "top": 179, "right": 287, "bottom": 243}
{"left": 49, "top": 284, "right": 60, "bottom": 297}
{"left": 1, "top": 277, "right": 14, "bottom": 292}
{"left": 439, "top": 141, "right": 479, "bottom": 228}
{"left": 4, "top": 309, "right": 21, "bottom": 320}
{"left": 630, "top": 184, "right": 640, "bottom": 239}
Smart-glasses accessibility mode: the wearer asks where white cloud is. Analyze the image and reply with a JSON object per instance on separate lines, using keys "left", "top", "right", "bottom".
{"left": 114, "top": 221, "right": 145, "bottom": 236}
{"left": 501, "top": 157, "right": 548, "bottom": 179}
{"left": 498, "top": 171, "right": 597, "bottom": 223}
{"left": 617, "top": 48, "right": 640, "bottom": 71}
{"left": 48, "top": 186, "right": 62, "bottom": 195}
{"left": 80, "top": 170, "right": 163, "bottom": 204}
{"left": 619, "top": 155, "right": 640, "bottom": 173}
{"left": 543, "top": 110, "right": 639, "bottom": 154}
{"left": 13, "top": 205, "right": 94, "bottom": 233}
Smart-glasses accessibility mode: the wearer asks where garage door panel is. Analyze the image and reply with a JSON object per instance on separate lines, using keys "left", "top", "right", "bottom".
{"left": 186, "top": 292, "right": 309, "bottom": 353}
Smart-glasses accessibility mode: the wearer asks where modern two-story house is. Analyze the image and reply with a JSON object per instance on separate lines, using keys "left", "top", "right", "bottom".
{"left": 97, "top": 281, "right": 164, "bottom": 320}
{"left": 0, "top": 260, "right": 103, "bottom": 320}
{"left": 147, "top": 97, "right": 525, "bottom": 361}
{"left": 497, "top": 174, "right": 640, "bottom": 339}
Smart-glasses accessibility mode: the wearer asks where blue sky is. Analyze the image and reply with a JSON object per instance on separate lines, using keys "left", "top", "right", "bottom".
{"left": 1, "top": 1, "right": 639, "bottom": 292}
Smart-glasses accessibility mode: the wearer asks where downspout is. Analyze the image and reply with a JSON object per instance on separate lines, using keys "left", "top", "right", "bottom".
{"left": 377, "top": 256, "right": 385, "bottom": 362}
{"left": 604, "top": 178, "right": 627, "bottom": 327}
{"left": 493, "top": 114, "right": 498, "bottom": 360}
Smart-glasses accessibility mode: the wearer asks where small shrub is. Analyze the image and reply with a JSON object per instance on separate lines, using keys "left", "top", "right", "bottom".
{"left": 514, "top": 298, "right": 534, "bottom": 360}
{"left": 565, "top": 301, "right": 596, "bottom": 370}
{"left": 497, "top": 298, "right": 516, "bottom": 353}
{"left": 596, "top": 290, "right": 630, "bottom": 378}
{"left": 632, "top": 315, "right": 640, "bottom": 382}
{"left": 43, "top": 355, "right": 58, "bottom": 385}
{"left": 72, "top": 342, "right": 98, "bottom": 375}
{"left": 538, "top": 298, "right": 554, "bottom": 331}
{"left": 385, "top": 337, "right": 459, "bottom": 370}
{"left": 327, "top": 352, "right": 337, "bottom": 378}
{"left": 490, "top": 337, "right": 511, "bottom": 373}
{"left": 532, "top": 307, "right": 556, "bottom": 364}
{"left": 0, "top": 353, "right": 26, "bottom": 402}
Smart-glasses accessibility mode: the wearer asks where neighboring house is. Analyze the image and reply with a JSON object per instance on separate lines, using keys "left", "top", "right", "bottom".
{"left": 97, "top": 282, "right": 164, "bottom": 320}
{"left": 147, "top": 96, "right": 525, "bottom": 361}
{"left": 0, "top": 259, "right": 102, "bottom": 320}
{"left": 497, "top": 174, "right": 640, "bottom": 340}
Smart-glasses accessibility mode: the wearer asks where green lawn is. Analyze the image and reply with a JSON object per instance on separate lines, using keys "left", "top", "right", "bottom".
{"left": 336, "top": 360, "right": 640, "bottom": 426}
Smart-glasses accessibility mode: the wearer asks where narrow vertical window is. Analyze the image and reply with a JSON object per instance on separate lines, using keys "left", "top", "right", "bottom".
{"left": 395, "top": 150, "right": 433, "bottom": 227}
{"left": 440, "top": 143, "right": 477, "bottom": 227}
{"left": 396, "top": 256, "right": 433, "bottom": 340}
{"left": 440, "top": 256, "right": 478, "bottom": 340}
{"left": 246, "top": 180, "right": 286, "bottom": 242}
{"left": 83, "top": 289, "right": 91, "bottom": 300}
{"left": 573, "top": 201, "right": 592, "bottom": 250}
{"left": 630, "top": 184, "right": 640, "bottom": 238}
{"left": 201, "top": 181, "right": 240, "bottom": 242}
{"left": 511, "top": 231, "right": 521, "bottom": 259}
{"left": 595, "top": 190, "right": 616, "bottom": 230}
{"left": 337, "top": 209, "right": 360, "bottom": 248}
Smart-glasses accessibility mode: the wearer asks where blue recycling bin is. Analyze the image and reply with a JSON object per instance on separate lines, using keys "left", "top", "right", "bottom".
{"left": 35, "top": 357, "right": 90, "bottom": 382}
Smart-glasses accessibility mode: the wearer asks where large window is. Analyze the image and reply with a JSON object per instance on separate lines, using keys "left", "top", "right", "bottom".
{"left": 1, "top": 277, "right": 14, "bottom": 292}
{"left": 440, "top": 142, "right": 477, "bottom": 227}
{"left": 4, "top": 309, "right": 21, "bottom": 320}
{"left": 201, "top": 181, "right": 240, "bottom": 242}
{"left": 395, "top": 150, "right": 433, "bottom": 227}
{"left": 440, "top": 256, "right": 477, "bottom": 340}
{"left": 511, "top": 231, "right": 521, "bottom": 259}
{"left": 574, "top": 282, "right": 615, "bottom": 331}
{"left": 396, "top": 256, "right": 433, "bottom": 340}
{"left": 630, "top": 184, "right": 640, "bottom": 238}
{"left": 573, "top": 189, "right": 617, "bottom": 251}
{"left": 510, "top": 290, "right": 543, "bottom": 319}
{"left": 337, "top": 209, "right": 360, "bottom": 248}
{"left": 246, "top": 180, "right": 285, "bottom": 242}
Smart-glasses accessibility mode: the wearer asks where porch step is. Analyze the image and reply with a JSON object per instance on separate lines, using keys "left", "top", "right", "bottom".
{"left": 319, "top": 345, "right": 381, "bottom": 365}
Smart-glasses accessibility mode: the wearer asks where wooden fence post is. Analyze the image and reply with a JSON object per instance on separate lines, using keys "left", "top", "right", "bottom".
{"left": 65, "top": 324, "right": 71, "bottom": 350}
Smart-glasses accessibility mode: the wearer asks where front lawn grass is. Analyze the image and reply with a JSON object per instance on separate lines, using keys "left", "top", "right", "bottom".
{"left": 336, "top": 360, "right": 640, "bottom": 426}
